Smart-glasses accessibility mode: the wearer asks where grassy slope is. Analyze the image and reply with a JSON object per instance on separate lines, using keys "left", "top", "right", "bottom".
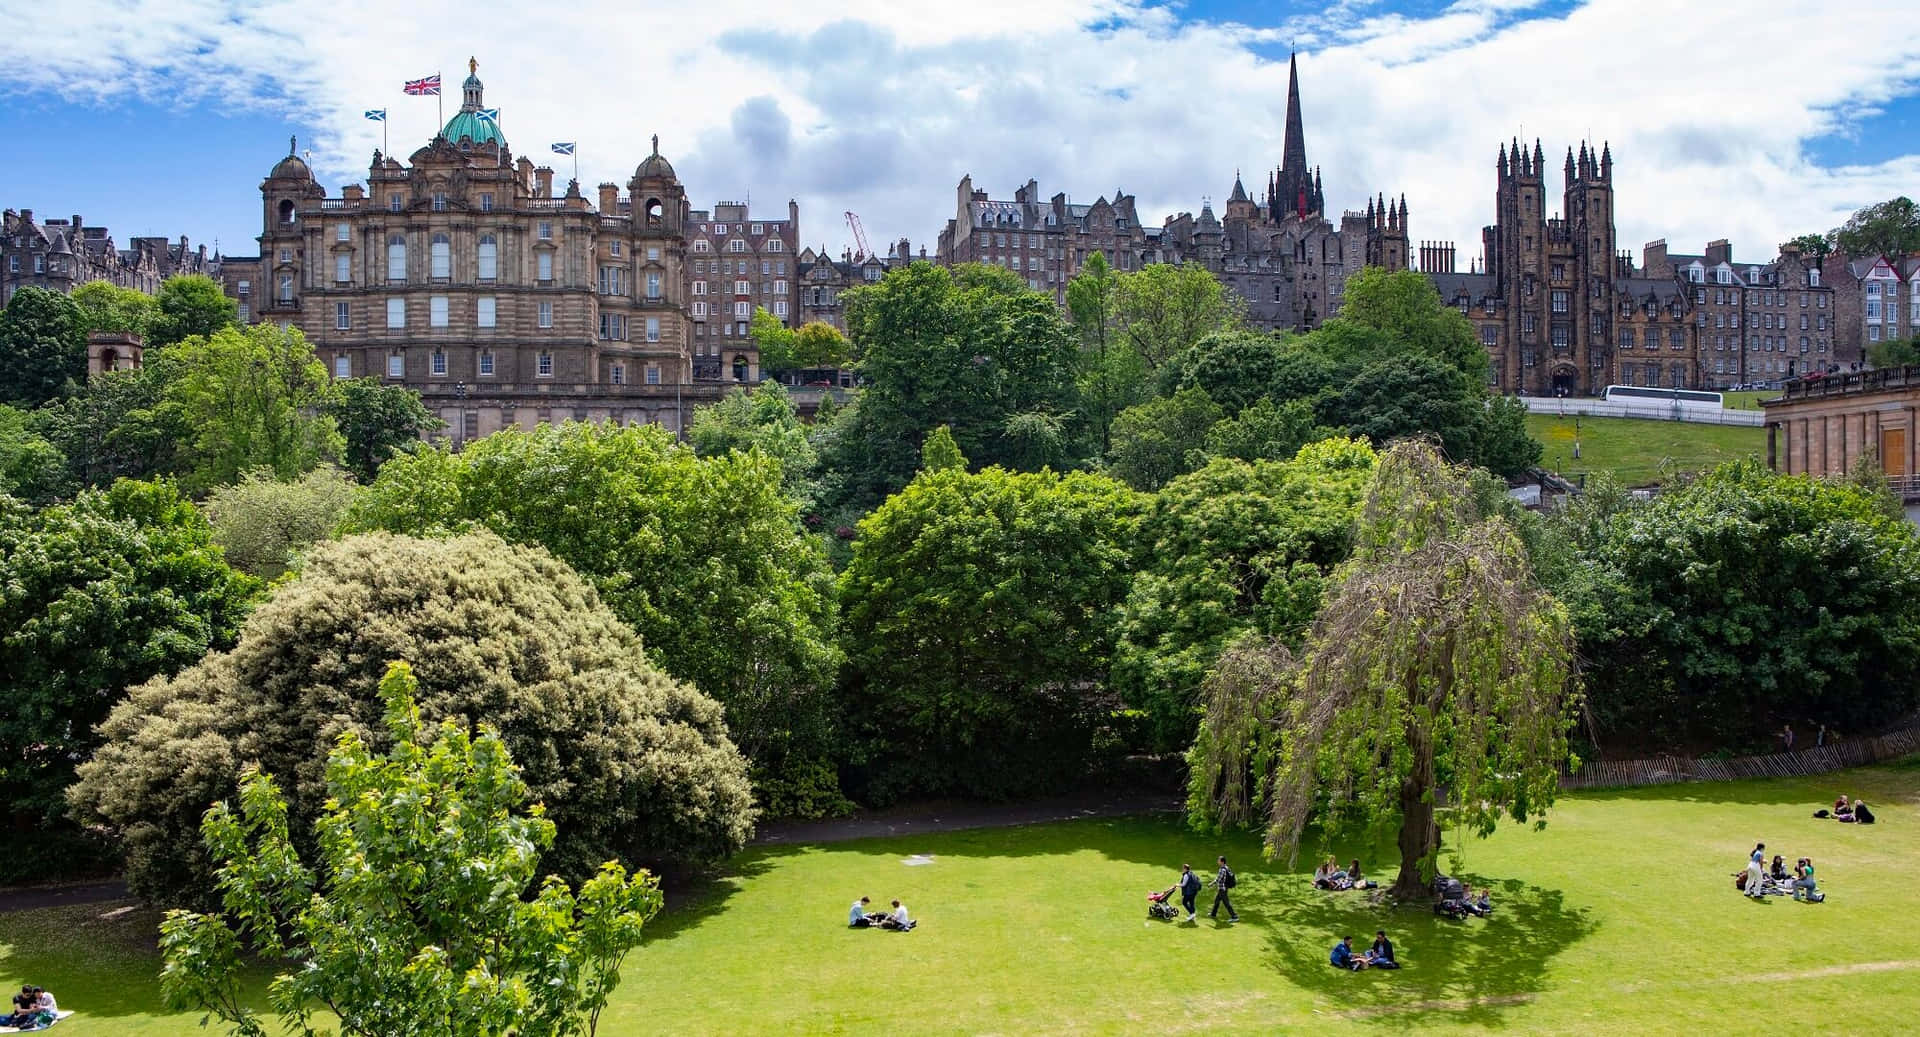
{"left": 1526, "top": 413, "right": 1764, "bottom": 486}
{"left": 7, "top": 761, "right": 1920, "bottom": 1034}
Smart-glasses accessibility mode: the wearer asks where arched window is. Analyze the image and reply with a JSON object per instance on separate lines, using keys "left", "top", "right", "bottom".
{"left": 732, "top": 355, "right": 749, "bottom": 382}
{"left": 387, "top": 235, "right": 407, "bottom": 281}
{"left": 645, "top": 198, "right": 663, "bottom": 226}
{"left": 431, "top": 234, "right": 451, "bottom": 279}
{"left": 477, "top": 235, "right": 497, "bottom": 280}
{"left": 279, "top": 199, "right": 297, "bottom": 225}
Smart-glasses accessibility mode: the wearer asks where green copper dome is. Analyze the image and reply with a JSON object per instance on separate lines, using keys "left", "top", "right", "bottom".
{"left": 440, "top": 57, "right": 504, "bottom": 148}
{"left": 441, "top": 109, "right": 504, "bottom": 148}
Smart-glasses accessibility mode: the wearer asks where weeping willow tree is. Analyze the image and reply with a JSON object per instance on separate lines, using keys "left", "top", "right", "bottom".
{"left": 1190, "top": 440, "right": 1578, "bottom": 899}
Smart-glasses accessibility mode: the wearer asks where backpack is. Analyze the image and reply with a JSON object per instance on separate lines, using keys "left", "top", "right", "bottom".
{"left": 1223, "top": 868, "right": 1237, "bottom": 889}
{"left": 1813, "top": 809, "right": 1830, "bottom": 819}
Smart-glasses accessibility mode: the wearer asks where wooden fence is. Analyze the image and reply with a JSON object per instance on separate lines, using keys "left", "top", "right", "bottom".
{"left": 1562, "top": 727, "right": 1920, "bottom": 790}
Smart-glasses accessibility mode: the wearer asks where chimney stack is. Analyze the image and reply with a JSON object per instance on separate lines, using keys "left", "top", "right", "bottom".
{"left": 598, "top": 183, "right": 619, "bottom": 214}
{"left": 535, "top": 168, "right": 554, "bottom": 198}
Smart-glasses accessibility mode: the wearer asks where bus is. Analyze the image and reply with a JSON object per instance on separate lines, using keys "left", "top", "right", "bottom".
{"left": 1599, "top": 385, "right": 1724, "bottom": 412}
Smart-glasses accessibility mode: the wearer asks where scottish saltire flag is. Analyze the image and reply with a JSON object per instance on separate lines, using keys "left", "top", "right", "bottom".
{"left": 476, "top": 108, "right": 500, "bottom": 123}
{"left": 363, "top": 109, "right": 387, "bottom": 122}
{"left": 551, "top": 142, "right": 576, "bottom": 155}
{"left": 403, "top": 75, "right": 441, "bottom": 96}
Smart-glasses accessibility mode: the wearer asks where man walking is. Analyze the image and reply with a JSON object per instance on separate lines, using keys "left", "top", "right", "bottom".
{"left": 1209, "top": 854, "right": 1239, "bottom": 923}
{"left": 1178, "top": 863, "right": 1203, "bottom": 922}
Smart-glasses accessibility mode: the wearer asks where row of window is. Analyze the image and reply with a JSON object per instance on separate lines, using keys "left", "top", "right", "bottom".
{"left": 689, "top": 237, "right": 781, "bottom": 254}
{"left": 688, "top": 301, "right": 788, "bottom": 319}
{"left": 693, "top": 259, "right": 788, "bottom": 276}
{"left": 690, "top": 280, "right": 788, "bottom": 296}
{"left": 333, "top": 296, "right": 553, "bottom": 330}
{"left": 340, "top": 350, "right": 665, "bottom": 384}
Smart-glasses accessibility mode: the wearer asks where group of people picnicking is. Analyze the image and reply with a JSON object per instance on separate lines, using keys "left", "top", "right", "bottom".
{"left": 1330, "top": 932, "right": 1400, "bottom": 971}
{"left": 847, "top": 896, "right": 915, "bottom": 931}
{"left": 0, "top": 986, "right": 59, "bottom": 1031}
{"left": 1311, "top": 857, "right": 1377, "bottom": 892}
{"left": 1814, "top": 794, "right": 1876, "bottom": 824}
{"left": 1737, "top": 842, "right": 1823, "bottom": 902}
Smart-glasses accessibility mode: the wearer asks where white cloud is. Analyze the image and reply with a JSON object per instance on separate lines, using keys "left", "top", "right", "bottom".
{"left": 2, "top": 0, "right": 1918, "bottom": 269}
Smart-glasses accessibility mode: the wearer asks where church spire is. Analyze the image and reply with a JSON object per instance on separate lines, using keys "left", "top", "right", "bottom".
{"left": 1282, "top": 53, "right": 1308, "bottom": 178}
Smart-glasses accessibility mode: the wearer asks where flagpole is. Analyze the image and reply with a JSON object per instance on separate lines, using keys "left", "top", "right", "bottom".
{"left": 437, "top": 70, "right": 443, "bottom": 129}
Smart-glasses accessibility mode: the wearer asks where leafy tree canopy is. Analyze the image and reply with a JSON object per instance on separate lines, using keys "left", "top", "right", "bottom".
{"left": 150, "top": 274, "right": 238, "bottom": 348}
{"left": 1107, "top": 387, "right": 1223, "bottom": 492}
{"left": 349, "top": 422, "right": 844, "bottom": 818}
{"left": 162, "top": 323, "right": 343, "bottom": 491}
{"left": 826, "top": 262, "right": 1082, "bottom": 510}
{"left": 70, "top": 280, "right": 158, "bottom": 337}
{"left": 1, "top": 480, "right": 260, "bottom": 826}
{"left": 0, "top": 405, "right": 69, "bottom": 503}
{"left": 838, "top": 466, "right": 1142, "bottom": 802}
{"left": 29, "top": 356, "right": 192, "bottom": 490}
{"left": 688, "top": 381, "right": 819, "bottom": 506}
{"left": 1828, "top": 196, "right": 1920, "bottom": 262}
{"left": 205, "top": 466, "right": 357, "bottom": 580}
{"left": 325, "top": 377, "right": 439, "bottom": 482}
{"left": 160, "top": 661, "right": 662, "bottom": 1037}
{"left": 70, "top": 531, "right": 755, "bottom": 902}
{"left": 1558, "top": 460, "right": 1920, "bottom": 748}
{"left": 1780, "top": 233, "right": 1832, "bottom": 265}
{"left": 1109, "top": 261, "right": 1245, "bottom": 373}
{"left": 0, "top": 286, "right": 88, "bottom": 407}
{"left": 1189, "top": 441, "right": 1578, "bottom": 897}
{"left": 1114, "top": 438, "right": 1376, "bottom": 751}
{"left": 1867, "top": 337, "right": 1920, "bottom": 370}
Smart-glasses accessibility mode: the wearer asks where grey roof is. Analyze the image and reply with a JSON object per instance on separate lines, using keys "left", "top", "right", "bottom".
{"left": 1427, "top": 272, "right": 1497, "bottom": 300}
{"left": 1617, "top": 276, "right": 1684, "bottom": 302}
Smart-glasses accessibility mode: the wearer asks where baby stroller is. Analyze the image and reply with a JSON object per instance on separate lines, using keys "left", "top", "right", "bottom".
{"left": 1432, "top": 875, "right": 1470, "bottom": 919}
{"left": 1147, "top": 887, "right": 1180, "bottom": 921}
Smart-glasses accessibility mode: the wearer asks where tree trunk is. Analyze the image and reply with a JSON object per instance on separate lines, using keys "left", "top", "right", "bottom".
{"left": 1391, "top": 735, "right": 1437, "bottom": 900}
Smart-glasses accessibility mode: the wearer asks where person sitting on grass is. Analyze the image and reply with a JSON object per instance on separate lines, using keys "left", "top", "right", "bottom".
{"left": 0, "top": 988, "right": 37, "bottom": 1028}
{"left": 1366, "top": 930, "right": 1401, "bottom": 969}
{"left": 1834, "top": 795, "right": 1853, "bottom": 821}
{"left": 1313, "top": 859, "right": 1333, "bottom": 888}
{"left": 1473, "top": 887, "right": 1492, "bottom": 916}
{"left": 881, "top": 898, "right": 914, "bottom": 931}
{"left": 1794, "top": 858, "right": 1819, "bottom": 902}
{"left": 1330, "top": 936, "right": 1365, "bottom": 971}
{"left": 1854, "top": 801, "right": 1876, "bottom": 825}
{"left": 1347, "top": 859, "right": 1376, "bottom": 890}
{"left": 849, "top": 895, "right": 880, "bottom": 928}
{"left": 1770, "top": 855, "right": 1790, "bottom": 882}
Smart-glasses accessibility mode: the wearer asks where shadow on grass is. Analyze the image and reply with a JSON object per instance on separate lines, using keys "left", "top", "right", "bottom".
{"left": 1248, "top": 869, "right": 1597, "bottom": 1028}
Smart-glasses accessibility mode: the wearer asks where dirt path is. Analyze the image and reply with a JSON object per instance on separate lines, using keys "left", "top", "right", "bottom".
{"left": 752, "top": 791, "right": 1182, "bottom": 846}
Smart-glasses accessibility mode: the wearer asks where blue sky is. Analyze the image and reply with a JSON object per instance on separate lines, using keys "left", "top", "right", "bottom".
{"left": 2, "top": 0, "right": 1917, "bottom": 270}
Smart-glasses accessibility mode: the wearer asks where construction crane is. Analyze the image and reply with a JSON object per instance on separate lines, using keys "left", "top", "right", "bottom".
{"left": 844, "top": 211, "right": 872, "bottom": 263}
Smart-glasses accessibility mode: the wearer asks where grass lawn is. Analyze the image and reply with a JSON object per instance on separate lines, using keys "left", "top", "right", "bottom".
{"left": 1721, "top": 390, "right": 1779, "bottom": 411}
{"left": 1526, "top": 413, "right": 1764, "bottom": 485}
{"left": 8, "top": 760, "right": 1920, "bottom": 1034}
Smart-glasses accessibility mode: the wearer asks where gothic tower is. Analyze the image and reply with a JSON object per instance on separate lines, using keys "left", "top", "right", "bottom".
{"left": 1268, "top": 54, "right": 1320, "bottom": 219}
{"left": 1568, "top": 141, "right": 1617, "bottom": 392}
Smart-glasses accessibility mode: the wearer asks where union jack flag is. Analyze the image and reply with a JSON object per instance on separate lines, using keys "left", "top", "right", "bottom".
{"left": 403, "top": 75, "right": 441, "bottom": 96}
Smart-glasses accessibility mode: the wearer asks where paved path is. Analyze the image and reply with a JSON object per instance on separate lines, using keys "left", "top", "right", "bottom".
{"left": 0, "top": 880, "right": 129, "bottom": 914}
{"left": 753, "top": 791, "right": 1181, "bottom": 846}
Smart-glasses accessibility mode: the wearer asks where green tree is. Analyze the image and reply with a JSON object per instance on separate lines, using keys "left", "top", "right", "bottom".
{"left": 150, "top": 273, "right": 238, "bottom": 348}
{"left": 748, "top": 307, "right": 798, "bottom": 374}
{"left": 1107, "top": 387, "right": 1223, "bottom": 491}
{"left": 1560, "top": 460, "right": 1920, "bottom": 747}
{"left": 1067, "top": 252, "right": 1146, "bottom": 455}
{"left": 1169, "top": 330, "right": 1291, "bottom": 416}
{"left": 1827, "top": 196, "right": 1920, "bottom": 261}
{"left": 0, "top": 286, "right": 88, "bottom": 406}
{"left": 324, "top": 377, "right": 440, "bottom": 482}
{"left": 791, "top": 320, "right": 852, "bottom": 370}
{"left": 827, "top": 262, "right": 1082, "bottom": 510}
{"left": 163, "top": 323, "right": 343, "bottom": 490}
{"left": 204, "top": 466, "right": 357, "bottom": 580}
{"left": 1867, "top": 337, "right": 1920, "bottom": 369}
{"left": 1203, "top": 396, "right": 1328, "bottom": 464}
{"left": 1320, "top": 267, "right": 1490, "bottom": 383}
{"left": 838, "top": 466, "right": 1141, "bottom": 801}
{"left": 70, "top": 280, "right": 159, "bottom": 337}
{"left": 70, "top": 531, "right": 754, "bottom": 902}
{"left": 1113, "top": 439, "right": 1376, "bottom": 750}
{"left": 0, "top": 405, "right": 69, "bottom": 502}
{"left": 0, "top": 481, "right": 259, "bottom": 858}
{"left": 689, "top": 381, "right": 819, "bottom": 505}
{"left": 1780, "top": 233, "right": 1832, "bottom": 267}
{"left": 28, "top": 357, "right": 191, "bottom": 488}
{"left": 919, "top": 424, "right": 966, "bottom": 472}
{"left": 159, "top": 661, "right": 662, "bottom": 1037}
{"left": 1110, "top": 262, "right": 1245, "bottom": 373}
{"left": 349, "top": 423, "right": 844, "bottom": 818}
{"left": 1189, "top": 442, "right": 1578, "bottom": 897}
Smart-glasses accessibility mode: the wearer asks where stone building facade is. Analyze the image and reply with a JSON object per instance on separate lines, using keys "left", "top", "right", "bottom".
{"left": 1822, "top": 254, "right": 1920, "bottom": 367}
{"left": 1762, "top": 366, "right": 1920, "bottom": 483}
{"left": 1, "top": 208, "right": 213, "bottom": 305}
{"left": 681, "top": 199, "right": 797, "bottom": 381}
{"left": 1642, "top": 240, "right": 1836, "bottom": 388}
{"left": 217, "top": 60, "right": 744, "bottom": 444}
{"left": 937, "top": 55, "right": 1405, "bottom": 331}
